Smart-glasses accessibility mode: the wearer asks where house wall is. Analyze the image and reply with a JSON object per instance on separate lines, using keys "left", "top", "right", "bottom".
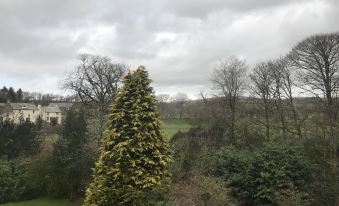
{"left": 43, "top": 112, "right": 62, "bottom": 124}
{"left": 2, "top": 104, "right": 68, "bottom": 125}
{"left": 8, "top": 109, "right": 40, "bottom": 123}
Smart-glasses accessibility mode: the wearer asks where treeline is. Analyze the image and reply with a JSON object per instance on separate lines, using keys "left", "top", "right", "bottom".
{"left": 0, "top": 86, "right": 23, "bottom": 103}
{"left": 170, "top": 32, "right": 339, "bottom": 205}
{"left": 157, "top": 92, "right": 191, "bottom": 119}
{"left": 0, "top": 86, "right": 79, "bottom": 104}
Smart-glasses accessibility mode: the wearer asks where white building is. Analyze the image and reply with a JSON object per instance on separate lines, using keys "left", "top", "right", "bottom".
{"left": 0, "top": 102, "right": 72, "bottom": 125}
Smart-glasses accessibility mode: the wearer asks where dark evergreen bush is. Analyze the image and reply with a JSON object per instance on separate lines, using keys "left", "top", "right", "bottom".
{"left": 213, "top": 144, "right": 313, "bottom": 205}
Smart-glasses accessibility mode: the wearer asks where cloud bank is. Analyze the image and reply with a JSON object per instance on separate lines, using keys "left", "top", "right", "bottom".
{"left": 0, "top": 0, "right": 338, "bottom": 97}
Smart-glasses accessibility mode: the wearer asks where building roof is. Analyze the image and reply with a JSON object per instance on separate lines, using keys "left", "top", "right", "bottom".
{"left": 0, "top": 103, "right": 12, "bottom": 115}
{"left": 48, "top": 103, "right": 73, "bottom": 108}
{"left": 45, "top": 102, "right": 73, "bottom": 113}
{"left": 10, "top": 103, "right": 37, "bottom": 110}
{"left": 42, "top": 106, "right": 62, "bottom": 113}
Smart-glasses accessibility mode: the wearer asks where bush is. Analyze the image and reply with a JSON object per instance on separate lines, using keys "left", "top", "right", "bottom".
{"left": 0, "top": 158, "right": 41, "bottom": 203}
{"left": 0, "top": 119, "right": 41, "bottom": 160}
{"left": 212, "top": 144, "right": 313, "bottom": 205}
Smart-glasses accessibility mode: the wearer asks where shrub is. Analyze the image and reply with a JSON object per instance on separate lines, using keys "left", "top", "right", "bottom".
{"left": 0, "top": 158, "right": 40, "bottom": 203}
{"left": 213, "top": 144, "right": 313, "bottom": 205}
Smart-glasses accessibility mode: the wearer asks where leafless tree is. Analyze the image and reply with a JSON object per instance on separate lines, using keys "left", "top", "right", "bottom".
{"left": 156, "top": 94, "right": 171, "bottom": 118}
{"left": 211, "top": 56, "right": 247, "bottom": 144}
{"left": 270, "top": 58, "right": 304, "bottom": 139}
{"left": 173, "top": 92, "right": 189, "bottom": 119}
{"left": 250, "top": 62, "right": 274, "bottom": 140}
{"left": 279, "top": 58, "right": 304, "bottom": 139}
{"left": 288, "top": 33, "right": 339, "bottom": 189}
{"left": 64, "top": 54, "right": 127, "bottom": 141}
{"left": 269, "top": 59, "right": 288, "bottom": 138}
{"left": 289, "top": 33, "right": 339, "bottom": 123}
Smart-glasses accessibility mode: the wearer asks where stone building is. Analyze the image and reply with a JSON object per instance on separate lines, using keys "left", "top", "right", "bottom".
{"left": 0, "top": 102, "right": 72, "bottom": 125}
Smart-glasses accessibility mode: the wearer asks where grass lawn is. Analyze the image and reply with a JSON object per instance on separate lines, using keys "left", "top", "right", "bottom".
{"left": 161, "top": 119, "right": 192, "bottom": 139}
{"left": 0, "top": 198, "right": 69, "bottom": 206}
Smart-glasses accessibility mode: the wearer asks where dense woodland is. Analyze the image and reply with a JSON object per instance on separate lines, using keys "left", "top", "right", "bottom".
{"left": 0, "top": 32, "right": 338, "bottom": 206}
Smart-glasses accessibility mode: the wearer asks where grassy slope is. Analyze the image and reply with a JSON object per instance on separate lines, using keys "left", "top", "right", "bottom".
{"left": 161, "top": 119, "right": 191, "bottom": 139}
{"left": 0, "top": 198, "right": 69, "bottom": 206}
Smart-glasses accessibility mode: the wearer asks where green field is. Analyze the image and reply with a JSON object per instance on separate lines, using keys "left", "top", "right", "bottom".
{"left": 0, "top": 198, "right": 69, "bottom": 206}
{"left": 161, "top": 119, "right": 191, "bottom": 139}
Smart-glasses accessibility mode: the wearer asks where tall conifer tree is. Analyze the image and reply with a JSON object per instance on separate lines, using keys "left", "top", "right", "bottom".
{"left": 8, "top": 87, "right": 16, "bottom": 102}
{"left": 84, "top": 67, "right": 172, "bottom": 206}
{"left": 50, "top": 109, "right": 92, "bottom": 199}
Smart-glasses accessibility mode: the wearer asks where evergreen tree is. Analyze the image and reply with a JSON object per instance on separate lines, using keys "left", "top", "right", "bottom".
{"left": 16, "top": 88, "right": 23, "bottom": 102}
{"left": 0, "top": 119, "right": 41, "bottom": 160}
{"left": 0, "top": 86, "right": 8, "bottom": 103}
{"left": 84, "top": 67, "right": 172, "bottom": 206}
{"left": 1, "top": 86, "right": 8, "bottom": 94}
{"left": 49, "top": 109, "right": 93, "bottom": 199}
{"left": 8, "top": 87, "right": 16, "bottom": 102}
{"left": 35, "top": 115, "right": 43, "bottom": 131}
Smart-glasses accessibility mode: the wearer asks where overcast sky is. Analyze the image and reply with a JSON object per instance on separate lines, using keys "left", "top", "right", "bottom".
{"left": 0, "top": 0, "right": 338, "bottom": 98}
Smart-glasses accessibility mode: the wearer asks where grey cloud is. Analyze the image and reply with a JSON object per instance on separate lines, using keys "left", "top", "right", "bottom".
{"left": 0, "top": 0, "right": 97, "bottom": 28}
{"left": 163, "top": 0, "right": 308, "bottom": 18}
{"left": 0, "top": 0, "right": 339, "bottom": 95}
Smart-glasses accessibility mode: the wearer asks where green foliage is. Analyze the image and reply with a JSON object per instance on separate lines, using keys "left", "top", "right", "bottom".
{"left": 16, "top": 89, "right": 23, "bottom": 102}
{"left": 212, "top": 144, "right": 313, "bottom": 205}
{"left": 303, "top": 134, "right": 337, "bottom": 205}
{"left": 0, "top": 119, "right": 41, "bottom": 160}
{"left": 171, "top": 129, "right": 203, "bottom": 177}
{"left": 190, "top": 176, "right": 237, "bottom": 206}
{"left": 0, "top": 158, "right": 41, "bottom": 203}
{"left": 84, "top": 67, "right": 172, "bottom": 206}
{"left": 35, "top": 116, "right": 43, "bottom": 131}
{"left": 0, "top": 197, "right": 69, "bottom": 206}
{"left": 7, "top": 87, "right": 16, "bottom": 102}
{"left": 48, "top": 109, "right": 94, "bottom": 199}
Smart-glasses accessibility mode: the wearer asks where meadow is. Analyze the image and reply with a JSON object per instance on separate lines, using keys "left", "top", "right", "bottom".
{"left": 161, "top": 119, "right": 192, "bottom": 139}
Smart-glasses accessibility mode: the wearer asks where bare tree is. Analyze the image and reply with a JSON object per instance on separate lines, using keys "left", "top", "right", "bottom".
{"left": 156, "top": 94, "right": 171, "bottom": 118}
{"left": 211, "top": 56, "right": 247, "bottom": 144}
{"left": 269, "top": 59, "right": 288, "bottom": 138}
{"left": 173, "top": 92, "right": 189, "bottom": 119}
{"left": 269, "top": 58, "right": 304, "bottom": 139}
{"left": 250, "top": 62, "right": 274, "bottom": 140}
{"left": 280, "top": 58, "right": 304, "bottom": 139}
{"left": 289, "top": 33, "right": 339, "bottom": 122}
{"left": 64, "top": 54, "right": 127, "bottom": 141}
{"left": 288, "top": 33, "right": 339, "bottom": 196}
